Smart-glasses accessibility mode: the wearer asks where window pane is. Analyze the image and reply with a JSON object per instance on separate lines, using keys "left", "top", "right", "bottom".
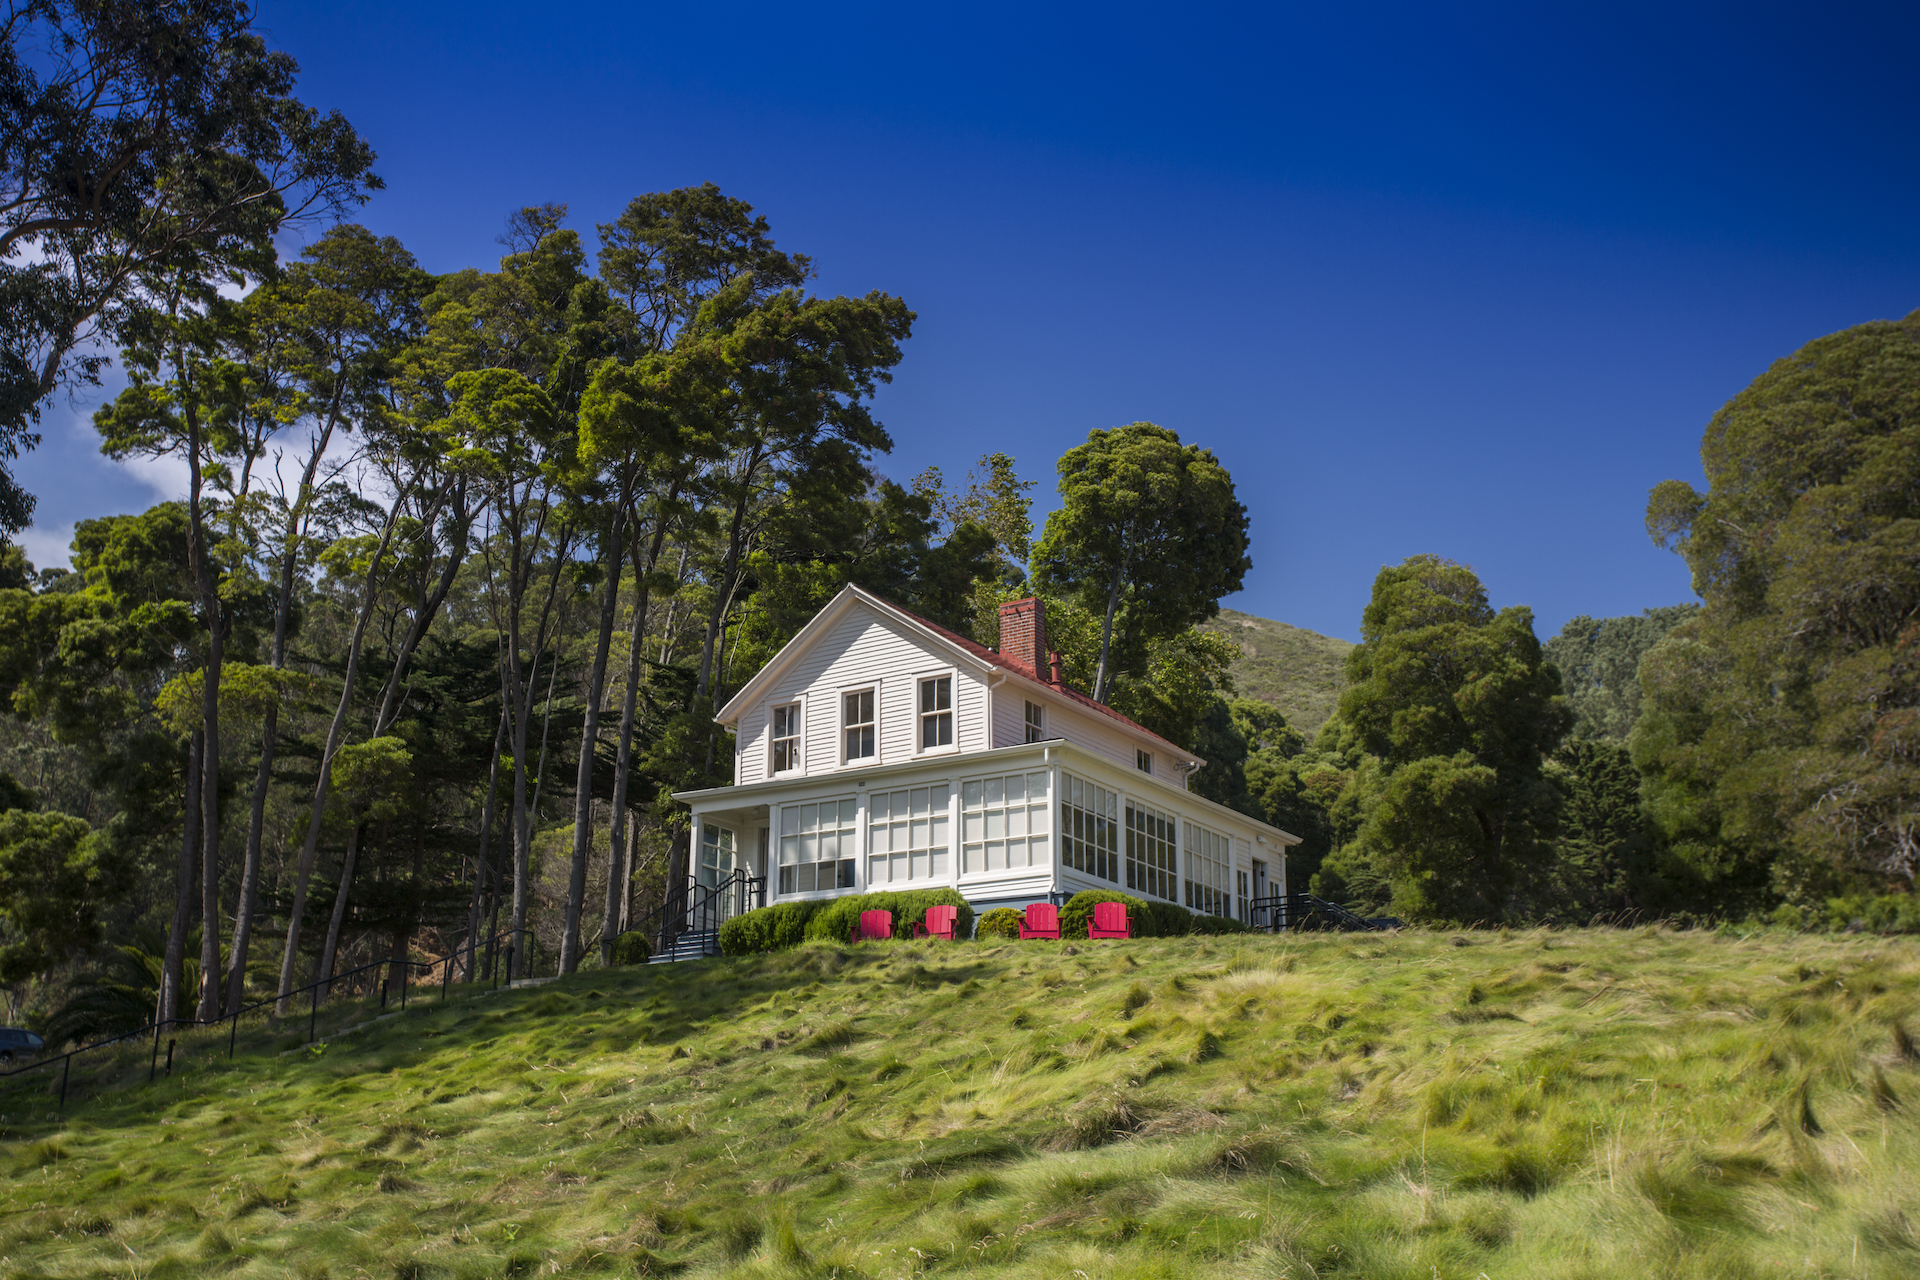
{"left": 840, "top": 798, "right": 858, "bottom": 826}
{"left": 962, "top": 780, "right": 982, "bottom": 809}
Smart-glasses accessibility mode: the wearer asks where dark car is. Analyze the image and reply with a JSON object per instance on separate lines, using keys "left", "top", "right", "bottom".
{"left": 0, "top": 1027, "right": 45, "bottom": 1062}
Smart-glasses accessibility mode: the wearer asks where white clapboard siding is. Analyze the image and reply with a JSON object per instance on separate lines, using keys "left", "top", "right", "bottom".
{"left": 735, "top": 605, "right": 989, "bottom": 783}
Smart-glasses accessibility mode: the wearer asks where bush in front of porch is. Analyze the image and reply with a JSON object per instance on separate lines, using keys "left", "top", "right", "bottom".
{"left": 718, "top": 900, "right": 824, "bottom": 955}
{"left": 802, "top": 889, "right": 974, "bottom": 945}
{"left": 1059, "top": 890, "right": 1255, "bottom": 939}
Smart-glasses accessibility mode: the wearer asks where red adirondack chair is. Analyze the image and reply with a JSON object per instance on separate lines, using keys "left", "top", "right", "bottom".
{"left": 849, "top": 909, "right": 894, "bottom": 944}
{"left": 914, "top": 904, "right": 959, "bottom": 941}
{"left": 1088, "top": 901, "right": 1131, "bottom": 939}
{"left": 1018, "top": 902, "right": 1061, "bottom": 939}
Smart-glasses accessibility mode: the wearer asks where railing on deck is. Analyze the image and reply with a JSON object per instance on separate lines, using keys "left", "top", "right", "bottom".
{"left": 1249, "top": 893, "right": 1392, "bottom": 933}
{"left": 651, "top": 869, "right": 764, "bottom": 958}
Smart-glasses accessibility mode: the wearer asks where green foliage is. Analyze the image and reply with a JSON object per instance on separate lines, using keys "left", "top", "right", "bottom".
{"left": 1642, "top": 310, "right": 1920, "bottom": 899}
{"left": 1537, "top": 738, "right": 1655, "bottom": 918}
{"left": 1033, "top": 422, "right": 1250, "bottom": 704}
{"left": 1058, "top": 889, "right": 1150, "bottom": 939}
{"left": 0, "top": 768, "right": 34, "bottom": 813}
{"left": 1055, "top": 889, "right": 1243, "bottom": 938}
{"left": 0, "top": 809, "right": 110, "bottom": 980}
{"left": 608, "top": 930, "right": 652, "bottom": 966}
{"left": 801, "top": 889, "right": 974, "bottom": 944}
{"left": 1334, "top": 556, "right": 1570, "bottom": 923}
{"left": 1545, "top": 605, "right": 1699, "bottom": 742}
{"left": 0, "top": 0, "right": 380, "bottom": 535}
{"left": 717, "top": 901, "right": 825, "bottom": 955}
{"left": 975, "top": 906, "right": 1023, "bottom": 939}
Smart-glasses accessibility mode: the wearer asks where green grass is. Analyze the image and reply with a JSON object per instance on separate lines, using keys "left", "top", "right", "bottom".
{"left": 5, "top": 927, "right": 1920, "bottom": 1277}
{"left": 1201, "top": 609, "right": 1353, "bottom": 734}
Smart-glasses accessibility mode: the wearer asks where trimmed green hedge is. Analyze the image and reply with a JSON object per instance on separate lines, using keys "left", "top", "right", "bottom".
{"left": 609, "top": 930, "right": 652, "bottom": 965}
{"left": 977, "top": 907, "right": 1023, "bottom": 939}
{"left": 718, "top": 901, "right": 825, "bottom": 955}
{"left": 803, "top": 889, "right": 975, "bottom": 944}
{"left": 1059, "top": 889, "right": 1252, "bottom": 938}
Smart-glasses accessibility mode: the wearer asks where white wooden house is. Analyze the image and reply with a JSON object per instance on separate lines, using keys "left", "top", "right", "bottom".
{"left": 671, "top": 586, "right": 1300, "bottom": 934}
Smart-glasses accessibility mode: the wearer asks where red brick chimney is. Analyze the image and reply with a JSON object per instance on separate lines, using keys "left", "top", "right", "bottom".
{"left": 997, "top": 597, "right": 1048, "bottom": 679}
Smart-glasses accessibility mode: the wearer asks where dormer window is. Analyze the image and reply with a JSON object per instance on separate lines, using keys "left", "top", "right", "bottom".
{"left": 771, "top": 703, "right": 802, "bottom": 773}
{"left": 919, "top": 676, "right": 953, "bottom": 749}
{"left": 1136, "top": 749, "right": 1154, "bottom": 776}
{"left": 1024, "top": 700, "right": 1045, "bottom": 743}
{"left": 843, "top": 688, "right": 876, "bottom": 762}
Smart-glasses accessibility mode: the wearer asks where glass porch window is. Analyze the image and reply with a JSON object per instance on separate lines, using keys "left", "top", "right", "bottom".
{"left": 1060, "top": 772, "right": 1118, "bottom": 882}
{"left": 960, "top": 770, "right": 1050, "bottom": 873}
{"left": 1184, "top": 822, "right": 1230, "bottom": 916}
{"left": 867, "top": 784, "right": 950, "bottom": 885}
{"left": 778, "top": 798, "right": 857, "bottom": 894}
{"left": 1125, "top": 801, "right": 1177, "bottom": 900}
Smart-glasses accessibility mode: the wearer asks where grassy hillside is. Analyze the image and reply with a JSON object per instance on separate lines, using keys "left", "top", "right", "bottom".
{"left": 1202, "top": 609, "right": 1353, "bottom": 735}
{"left": 5, "top": 928, "right": 1920, "bottom": 1278}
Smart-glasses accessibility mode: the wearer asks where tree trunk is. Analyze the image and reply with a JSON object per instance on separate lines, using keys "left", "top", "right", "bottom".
{"left": 561, "top": 513, "right": 624, "bottom": 973}
{"left": 274, "top": 505, "right": 408, "bottom": 1014}
{"left": 600, "top": 523, "right": 657, "bottom": 961}
{"left": 158, "top": 729, "right": 202, "bottom": 1030}
{"left": 317, "top": 820, "right": 363, "bottom": 1000}
{"left": 1093, "top": 560, "right": 1126, "bottom": 704}
{"left": 463, "top": 706, "right": 507, "bottom": 980}
{"left": 185, "top": 405, "right": 225, "bottom": 1024}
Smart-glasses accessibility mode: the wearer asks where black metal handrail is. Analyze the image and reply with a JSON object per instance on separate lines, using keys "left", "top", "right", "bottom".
{"left": 651, "top": 868, "right": 763, "bottom": 958}
{"left": 0, "top": 925, "right": 526, "bottom": 1110}
{"left": 1249, "top": 892, "right": 1391, "bottom": 933}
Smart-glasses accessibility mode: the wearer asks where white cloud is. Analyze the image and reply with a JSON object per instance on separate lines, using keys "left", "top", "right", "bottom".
{"left": 17, "top": 523, "right": 73, "bottom": 572}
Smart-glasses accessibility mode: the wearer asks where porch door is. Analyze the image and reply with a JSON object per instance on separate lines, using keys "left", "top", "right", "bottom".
{"left": 699, "top": 825, "right": 737, "bottom": 889}
{"left": 754, "top": 827, "right": 770, "bottom": 909}
{"left": 1251, "top": 859, "right": 1269, "bottom": 928}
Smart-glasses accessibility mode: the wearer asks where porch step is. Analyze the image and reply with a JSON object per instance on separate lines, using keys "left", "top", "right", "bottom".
{"left": 649, "top": 930, "right": 720, "bottom": 963}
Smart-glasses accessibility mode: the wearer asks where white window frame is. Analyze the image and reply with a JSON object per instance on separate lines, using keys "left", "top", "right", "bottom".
{"left": 868, "top": 782, "right": 952, "bottom": 886}
{"left": 776, "top": 796, "right": 858, "bottom": 897}
{"left": 960, "top": 769, "right": 1052, "bottom": 877}
{"left": 1136, "top": 749, "right": 1154, "bottom": 776}
{"left": 1125, "top": 798, "right": 1178, "bottom": 901}
{"left": 840, "top": 684, "right": 878, "bottom": 766}
{"left": 915, "top": 670, "right": 957, "bottom": 755}
{"left": 1024, "top": 700, "right": 1046, "bottom": 743}
{"left": 770, "top": 699, "right": 804, "bottom": 775}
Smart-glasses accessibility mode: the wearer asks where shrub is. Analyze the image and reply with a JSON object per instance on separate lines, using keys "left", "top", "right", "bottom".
{"left": 977, "top": 907, "right": 1023, "bottom": 940}
{"left": 801, "top": 889, "right": 975, "bottom": 944}
{"left": 1059, "top": 890, "right": 1150, "bottom": 939}
{"left": 1190, "top": 912, "right": 1253, "bottom": 935}
{"left": 609, "top": 931, "right": 652, "bottom": 966}
{"left": 718, "top": 901, "right": 823, "bottom": 956}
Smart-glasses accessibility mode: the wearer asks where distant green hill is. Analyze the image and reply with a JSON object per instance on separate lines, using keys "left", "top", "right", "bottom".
{"left": 1202, "top": 608, "right": 1353, "bottom": 734}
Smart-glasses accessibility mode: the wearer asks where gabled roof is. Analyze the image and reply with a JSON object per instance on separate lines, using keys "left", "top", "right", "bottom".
{"left": 714, "top": 584, "right": 1201, "bottom": 765}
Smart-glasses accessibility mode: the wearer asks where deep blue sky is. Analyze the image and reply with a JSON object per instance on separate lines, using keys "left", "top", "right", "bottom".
{"left": 15, "top": 1, "right": 1920, "bottom": 641}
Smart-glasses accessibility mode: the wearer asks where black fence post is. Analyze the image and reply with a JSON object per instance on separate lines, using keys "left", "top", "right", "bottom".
{"left": 441, "top": 955, "right": 452, "bottom": 1002}
{"left": 229, "top": 1010, "right": 239, "bottom": 1058}
{"left": 164, "top": 1039, "right": 175, "bottom": 1076}
{"left": 310, "top": 982, "right": 319, "bottom": 1044}
{"left": 58, "top": 1054, "right": 69, "bottom": 1110}
{"left": 149, "top": 1020, "right": 162, "bottom": 1083}
{"left": 400, "top": 965, "right": 407, "bottom": 1012}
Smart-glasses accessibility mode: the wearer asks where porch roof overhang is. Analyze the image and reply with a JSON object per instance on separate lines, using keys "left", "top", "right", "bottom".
{"left": 673, "top": 739, "right": 1303, "bottom": 847}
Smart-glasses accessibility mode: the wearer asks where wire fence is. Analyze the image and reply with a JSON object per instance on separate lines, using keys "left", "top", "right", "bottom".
{"left": 0, "top": 926, "right": 543, "bottom": 1112}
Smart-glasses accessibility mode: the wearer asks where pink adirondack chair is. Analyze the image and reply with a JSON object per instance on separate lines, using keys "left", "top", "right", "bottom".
{"left": 1088, "top": 901, "right": 1131, "bottom": 939}
{"left": 849, "top": 909, "right": 894, "bottom": 944}
{"left": 1018, "top": 902, "right": 1061, "bottom": 939}
{"left": 914, "top": 904, "right": 959, "bottom": 941}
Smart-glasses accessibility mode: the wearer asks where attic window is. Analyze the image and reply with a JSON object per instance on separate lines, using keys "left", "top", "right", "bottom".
{"left": 919, "top": 676, "right": 953, "bottom": 749}
{"left": 1136, "top": 749, "right": 1154, "bottom": 776}
{"left": 843, "top": 688, "right": 876, "bottom": 762}
{"left": 771, "top": 703, "right": 801, "bottom": 773}
{"left": 1024, "top": 700, "right": 1045, "bottom": 743}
